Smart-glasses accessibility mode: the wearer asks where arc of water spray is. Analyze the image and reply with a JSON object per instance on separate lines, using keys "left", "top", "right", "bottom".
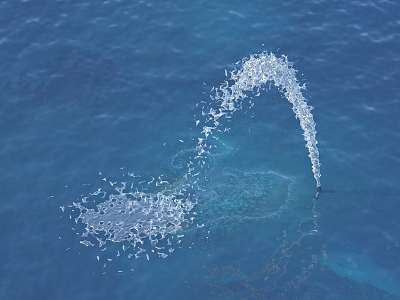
{"left": 70, "top": 51, "right": 323, "bottom": 261}
{"left": 198, "top": 52, "right": 321, "bottom": 197}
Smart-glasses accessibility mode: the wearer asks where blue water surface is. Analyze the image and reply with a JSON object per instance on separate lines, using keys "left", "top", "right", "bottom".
{"left": 1, "top": 0, "right": 400, "bottom": 299}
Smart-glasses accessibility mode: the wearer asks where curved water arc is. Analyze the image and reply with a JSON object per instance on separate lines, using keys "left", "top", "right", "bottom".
{"left": 196, "top": 52, "right": 321, "bottom": 188}
{"left": 69, "top": 51, "right": 322, "bottom": 262}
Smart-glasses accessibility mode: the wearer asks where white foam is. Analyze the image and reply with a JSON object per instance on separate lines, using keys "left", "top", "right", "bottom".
{"left": 197, "top": 52, "right": 321, "bottom": 187}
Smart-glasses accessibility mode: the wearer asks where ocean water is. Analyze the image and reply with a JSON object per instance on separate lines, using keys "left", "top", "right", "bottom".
{"left": 1, "top": 0, "right": 400, "bottom": 299}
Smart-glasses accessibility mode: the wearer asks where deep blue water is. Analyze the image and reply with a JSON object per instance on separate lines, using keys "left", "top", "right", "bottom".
{"left": 1, "top": 0, "right": 400, "bottom": 299}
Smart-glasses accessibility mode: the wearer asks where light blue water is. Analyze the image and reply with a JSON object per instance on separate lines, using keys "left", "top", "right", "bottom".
{"left": 1, "top": 0, "right": 400, "bottom": 299}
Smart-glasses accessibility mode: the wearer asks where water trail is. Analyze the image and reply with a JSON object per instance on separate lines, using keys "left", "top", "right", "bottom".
{"left": 68, "top": 51, "right": 322, "bottom": 265}
{"left": 196, "top": 52, "right": 321, "bottom": 188}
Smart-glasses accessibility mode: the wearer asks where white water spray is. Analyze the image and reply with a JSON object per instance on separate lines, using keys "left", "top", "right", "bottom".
{"left": 197, "top": 52, "right": 321, "bottom": 188}
{"left": 69, "top": 51, "right": 322, "bottom": 262}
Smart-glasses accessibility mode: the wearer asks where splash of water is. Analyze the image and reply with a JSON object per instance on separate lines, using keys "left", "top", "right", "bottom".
{"left": 72, "top": 180, "right": 195, "bottom": 255}
{"left": 197, "top": 52, "right": 321, "bottom": 188}
{"left": 69, "top": 52, "right": 322, "bottom": 264}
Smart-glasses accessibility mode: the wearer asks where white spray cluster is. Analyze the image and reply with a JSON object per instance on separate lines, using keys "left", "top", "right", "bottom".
{"left": 198, "top": 52, "right": 321, "bottom": 187}
{"left": 72, "top": 180, "right": 195, "bottom": 259}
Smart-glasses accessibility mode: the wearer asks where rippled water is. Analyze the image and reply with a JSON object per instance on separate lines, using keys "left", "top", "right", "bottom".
{"left": 1, "top": 1, "right": 400, "bottom": 299}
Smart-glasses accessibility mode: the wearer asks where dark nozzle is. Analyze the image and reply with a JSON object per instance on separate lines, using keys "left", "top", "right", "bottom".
{"left": 314, "top": 186, "right": 322, "bottom": 199}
